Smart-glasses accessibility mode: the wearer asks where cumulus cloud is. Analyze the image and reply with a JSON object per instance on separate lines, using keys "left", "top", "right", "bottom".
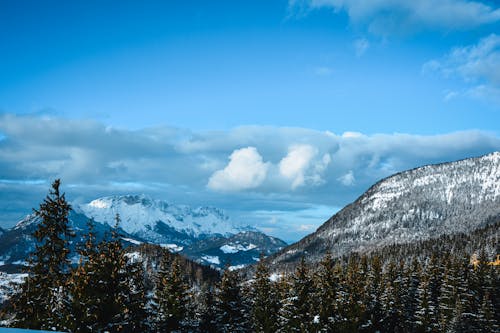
{"left": 279, "top": 144, "right": 318, "bottom": 189}
{"left": 1, "top": 113, "right": 500, "bottom": 239}
{"left": 291, "top": 0, "right": 500, "bottom": 36}
{"left": 423, "top": 34, "right": 500, "bottom": 103}
{"left": 207, "top": 147, "right": 269, "bottom": 191}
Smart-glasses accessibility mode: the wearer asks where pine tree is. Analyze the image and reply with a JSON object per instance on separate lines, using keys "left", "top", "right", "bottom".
{"left": 361, "top": 255, "right": 384, "bottom": 333}
{"left": 154, "top": 253, "right": 189, "bottom": 332}
{"left": 197, "top": 283, "right": 218, "bottom": 333}
{"left": 68, "top": 219, "right": 100, "bottom": 332}
{"left": 477, "top": 292, "right": 499, "bottom": 333}
{"left": 215, "top": 266, "right": 248, "bottom": 332}
{"left": 402, "top": 258, "right": 421, "bottom": 333}
{"left": 89, "top": 214, "right": 131, "bottom": 332}
{"left": 251, "top": 254, "right": 279, "bottom": 333}
{"left": 11, "top": 179, "right": 74, "bottom": 331}
{"left": 381, "top": 259, "right": 405, "bottom": 333}
{"left": 337, "top": 254, "right": 366, "bottom": 333}
{"left": 439, "top": 258, "right": 460, "bottom": 332}
{"left": 314, "top": 252, "right": 340, "bottom": 332}
{"left": 279, "top": 257, "right": 317, "bottom": 333}
{"left": 124, "top": 253, "right": 148, "bottom": 332}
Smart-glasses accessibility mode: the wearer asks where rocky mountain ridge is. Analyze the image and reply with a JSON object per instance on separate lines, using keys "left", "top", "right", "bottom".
{"left": 0, "top": 195, "right": 285, "bottom": 270}
{"left": 270, "top": 152, "right": 500, "bottom": 267}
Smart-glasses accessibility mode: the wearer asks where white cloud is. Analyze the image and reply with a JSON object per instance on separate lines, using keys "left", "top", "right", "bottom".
{"left": 354, "top": 38, "right": 370, "bottom": 57}
{"left": 1, "top": 113, "right": 500, "bottom": 237}
{"left": 207, "top": 147, "right": 269, "bottom": 191}
{"left": 279, "top": 144, "right": 318, "bottom": 189}
{"left": 295, "top": 0, "right": 500, "bottom": 36}
{"left": 338, "top": 170, "right": 355, "bottom": 186}
{"left": 424, "top": 34, "right": 500, "bottom": 103}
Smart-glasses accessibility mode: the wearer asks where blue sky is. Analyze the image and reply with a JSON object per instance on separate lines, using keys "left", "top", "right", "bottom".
{"left": 1, "top": 0, "right": 499, "bottom": 242}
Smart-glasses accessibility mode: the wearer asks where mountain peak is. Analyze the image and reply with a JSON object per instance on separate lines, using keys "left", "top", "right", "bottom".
{"left": 271, "top": 152, "right": 500, "bottom": 266}
{"left": 79, "top": 194, "right": 249, "bottom": 243}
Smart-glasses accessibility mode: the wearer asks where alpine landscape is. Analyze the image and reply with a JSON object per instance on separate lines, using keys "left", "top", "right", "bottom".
{"left": 0, "top": 1, "right": 499, "bottom": 332}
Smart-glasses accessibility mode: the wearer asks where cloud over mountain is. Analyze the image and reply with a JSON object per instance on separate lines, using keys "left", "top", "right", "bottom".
{"left": 1, "top": 113, "right": 499, "bottom": 240}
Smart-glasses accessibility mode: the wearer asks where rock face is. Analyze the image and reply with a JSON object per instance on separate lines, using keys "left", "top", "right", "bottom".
{"left": 0, "top": 195, "right": 286, "bottom": 270}
{"left": 78, "top": 195, "right": 248, "bottom": 244}
{"left": 270, "top": 152, "right": 500, "bottom": 266}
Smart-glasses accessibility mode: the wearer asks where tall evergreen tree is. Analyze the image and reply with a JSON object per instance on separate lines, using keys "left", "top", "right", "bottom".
{"left": 215, "top": 266, "right": 248, "bottom": 332}
{"left": 68, "top": 219, "right": 100, "bottom": 332}
{"left": 251, "top": 254, "right": 279, "bottom": 333}
{"left": 315, "top": 252, "right": 340, "bottom": 332}
{"left": 11, "top": 179, "right": 74, "bottom": 331}
{"left": 154, "top": 254, "right": 189, "bottom": 332}
{"left": 278, "top": 257, "right": 317, "bottom": 333}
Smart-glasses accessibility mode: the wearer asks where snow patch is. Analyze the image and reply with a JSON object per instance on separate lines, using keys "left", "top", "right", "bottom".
{"left": 122, "top": 237, "right": 143, "bottom": 245}
{"left": 160, "top": 243, "right": 184, "bottom": 252}
{"left": 220, "top": 243, "right": 257, "bottom": 254}
{"left": 125, "top": 251, "right": 142, "bottom": 262}
{"left": 228, "top": 264, "right": 246, "bottom": 271}
{"left": 201, "top": 255, "right": 220, "bottom": 265}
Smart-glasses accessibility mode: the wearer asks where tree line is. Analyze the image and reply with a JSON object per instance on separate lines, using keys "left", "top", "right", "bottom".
{"left": 1, "top": 180, "right": 498, "bottom": 332}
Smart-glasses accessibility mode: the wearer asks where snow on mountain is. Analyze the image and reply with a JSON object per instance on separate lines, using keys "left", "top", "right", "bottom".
{"left": 270, "top": 152, "right": 500, "bottom": 266}
{"left": 184, "top": 231, "right": 287, "bottom": 269}
{"left": 0, "top": 195, "right": 285, "bottom": 271}
{"left": 78, "top": 194, "right": 252, "bottom": 244}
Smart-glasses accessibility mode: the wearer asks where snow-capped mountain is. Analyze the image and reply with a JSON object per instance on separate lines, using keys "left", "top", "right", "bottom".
{"left": 270, "top": 152, "right": 500, "bottom": 267}
{"left": 78, "top": 195, "right": 250, "bottom": 245}
{"left": 0, "top": 195, "right": 286, "bottom": 271}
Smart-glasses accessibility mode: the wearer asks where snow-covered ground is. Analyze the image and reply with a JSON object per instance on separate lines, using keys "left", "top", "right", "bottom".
{"left": 220, "top": 243, "right": 257, "bottom": 254}
{"left": 0, "top": 273, "right": 27, "bottom": 304}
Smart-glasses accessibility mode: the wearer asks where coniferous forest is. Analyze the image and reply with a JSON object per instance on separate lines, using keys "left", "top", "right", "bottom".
{"left": 1, "top": 180, "right": 498, "bottom": 332}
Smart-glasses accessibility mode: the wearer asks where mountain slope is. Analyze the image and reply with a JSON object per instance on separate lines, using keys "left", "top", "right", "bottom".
{"left": 270, "top": 152, "right": 500, "bottom": 267}
{"left": 78, "top": 194, "right": 251, "bottom": 245}
{"left": 0, "top": 195, "right": 286, "bottom": 270}
{"left": 183, "top": 231, "right": 287, "bottom": 268}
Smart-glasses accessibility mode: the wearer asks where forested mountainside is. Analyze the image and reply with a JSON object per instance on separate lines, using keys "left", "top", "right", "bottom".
{"left": 3, "top": 192, "right": 497, "bottom": 332}
{"left": 270, "top": 152, "right": 500, "bottom": 267}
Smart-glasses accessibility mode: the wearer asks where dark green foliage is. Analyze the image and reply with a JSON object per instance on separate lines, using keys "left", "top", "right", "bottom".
{"left": 10, "top": 179, "right": 74, "bottom": 331}
{"left": 279, "top": 257, "right": 318, "bottom": 332}
{"left": 250, "top": 254, "right": 279, "bottom": 333}
{"left": 154, "top": 254, "right": 189, "bottom": 332}
{"left": 3, "top": 183, "right": 499, "bottom": 333}
{"left": 215, "top": 265, "right": 249, "bottom": 332}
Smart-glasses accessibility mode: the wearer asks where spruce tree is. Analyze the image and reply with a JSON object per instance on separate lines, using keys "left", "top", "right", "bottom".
{"left": 154, "top": 253, "right": 189, "bottom": 332}
{"left": 197, "top": 283, "right": 218, "bottom": 333}
{"left": 315, "top": 252, "right": 340, "bottom": 332}
{"left": 68, "top": 219, "right": 100, "bottom": 332}
{"left": 279, "top": 257, "right": 316, "bottom": 333}
{"left": 11, "top": 179, "right": 74, "bottom": 331}
{"left": 251, "top": 254, "right": 279, "bottom": 333}
{"left": 215, "top": 265, "right": 248, "bottom": 332}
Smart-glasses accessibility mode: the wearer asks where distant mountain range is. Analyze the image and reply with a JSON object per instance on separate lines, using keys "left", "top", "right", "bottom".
{"left": 269, "top": 152, "right": 500, "bottom": 269}
{"left": 0, "top": 195, "right": 286, "bottom": 270}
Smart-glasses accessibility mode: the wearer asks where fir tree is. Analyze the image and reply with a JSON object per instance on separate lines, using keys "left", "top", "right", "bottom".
{"left": 67, "top": 219, "right": 100, "bottom": 332}
{"left": 251, "top": 254, "right": 279, "bottom": 333}
{"left": 197, "top": 283, "right": 218, "bottom": 333}
{"left": 11, "top": 179, "right": 74, "bottom": 331}
{"left": 215, "top": 265, "right": 249, "bottom": 332}
{"left": 279, "top": 257, "right": 317, "bottom": 333}
{"left": 154, "top": 254, "right": 189, "bottom": 332}
{"left": 314, "top": 252, "right": 340, "bottom": 332}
